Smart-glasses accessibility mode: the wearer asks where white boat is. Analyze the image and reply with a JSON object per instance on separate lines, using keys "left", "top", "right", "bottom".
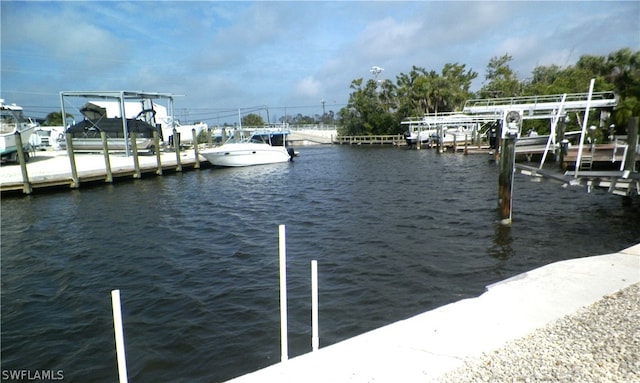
{"left": 200, "top": 129, "right": 295, "bottom": 167}
{"left": 402, "top": 113, "right": 492, "bottom": 147}
{"left": 516, "top": 130, "right": 582, "bottom": 147}
{"left": 1, "top": 100, "right": 37, "bottom": 163}
{"left": 404, "top": 124, "right": 478, "bottom": 146}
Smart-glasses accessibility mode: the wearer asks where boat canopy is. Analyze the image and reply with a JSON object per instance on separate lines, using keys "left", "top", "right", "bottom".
{"left": 60, "top": 90, "right": 181, "bottom": 155}
{"left": 66, "top": 118, "right": 158, "bottom": 139}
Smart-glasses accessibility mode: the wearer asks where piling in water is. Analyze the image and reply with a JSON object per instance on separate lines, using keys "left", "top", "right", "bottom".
{"left": 101, "top": 131, "right": 113, "bottom": 183}
{"left": 14, "top": 131, "right": 32, "bottom": 194}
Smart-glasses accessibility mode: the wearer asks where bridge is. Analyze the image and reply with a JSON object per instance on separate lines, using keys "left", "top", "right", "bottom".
{"left": 287, "top": 125, "right": 337, "bottom": 145}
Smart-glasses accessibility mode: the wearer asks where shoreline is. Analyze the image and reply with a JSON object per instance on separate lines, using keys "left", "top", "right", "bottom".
{"left": 224, "top": 244, "right": 640, "bottom": 383}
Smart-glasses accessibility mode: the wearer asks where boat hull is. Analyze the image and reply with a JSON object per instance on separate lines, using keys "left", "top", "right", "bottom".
{"left": 200, "top": 143, "right": 292, "bottom": 167}
{"left": 0, "top": 128, "right": 35, "bottom": 155}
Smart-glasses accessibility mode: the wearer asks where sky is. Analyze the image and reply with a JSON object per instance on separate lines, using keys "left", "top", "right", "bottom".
{"left": 1, "top": 1, "right": 639, "bottom": 125}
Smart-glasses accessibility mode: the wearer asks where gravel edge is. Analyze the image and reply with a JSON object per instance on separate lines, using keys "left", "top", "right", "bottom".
{"left": 434, "top": 282, "right": 640, "bottom": 383}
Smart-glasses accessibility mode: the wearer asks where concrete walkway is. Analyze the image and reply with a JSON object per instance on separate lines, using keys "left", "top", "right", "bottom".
{"left": 225, "top": 244, "right": 640, "bottom": 383}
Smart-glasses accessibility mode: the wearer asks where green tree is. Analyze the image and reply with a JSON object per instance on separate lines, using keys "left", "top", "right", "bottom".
{"left": 241, "top": 113, "right": 264, "bottom": 127}
{"left": 478, "top": 54, "right": 521, "bottom": 98}
{"left": 441, "top": 62, "right": 477, "bottom": 111}
{"left": 337, "top": 78, "right": 398, "bottom": 135}
{"left": 45, "top": 111, "right": 73, "bottom": 126}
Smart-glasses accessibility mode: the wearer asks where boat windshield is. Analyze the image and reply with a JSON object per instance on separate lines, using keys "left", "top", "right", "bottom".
{"left": 223, "top": 130, "right": 289, "bottom": 146}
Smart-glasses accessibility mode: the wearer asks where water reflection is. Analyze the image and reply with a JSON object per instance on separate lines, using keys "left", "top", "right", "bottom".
{"left": 488, "top": 222, "right": 514, "bottom": 260}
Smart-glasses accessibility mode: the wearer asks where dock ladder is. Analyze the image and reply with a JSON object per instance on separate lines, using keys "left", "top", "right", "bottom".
{"left": 580, "top": 154, "right": 594, "bottom": 171}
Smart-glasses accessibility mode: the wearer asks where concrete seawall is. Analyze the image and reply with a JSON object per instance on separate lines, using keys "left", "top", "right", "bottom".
{"left": 225, "top": 244, "right": 639, "bottom": 382}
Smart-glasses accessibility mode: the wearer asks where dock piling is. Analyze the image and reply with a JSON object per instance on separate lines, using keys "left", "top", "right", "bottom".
{"left": 624, "top": 117, "right": 638, "bottom": 172}
{"left": 153, "top": 131, "right": 162, "bottom": 175}
{"left": 14, "top": 131, "right": 32, "bottom": 194}
{"left": 497, "top": 111, "right": 522, "bottom": 225}
{"left": 100, "top": 132, "right": 113, "bottom": 183}
{"left": 130, "top": 133, "right": 141, "bottom": 179}
{"left": 173, "top": 128, "right": 182, "bottom": 172}
{"left": 192, "top": 128, "right": 200, "bottom": 169}
{"left": 65, "top": 133, "right": 80, "bottom": 188}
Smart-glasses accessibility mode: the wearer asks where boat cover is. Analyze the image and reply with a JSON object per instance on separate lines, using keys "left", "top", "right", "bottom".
{"left": 66, "top": 118, "right": 158, "bottom": 139}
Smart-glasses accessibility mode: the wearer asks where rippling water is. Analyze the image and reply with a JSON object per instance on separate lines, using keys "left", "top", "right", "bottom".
{"left": 2, "top": 146, "right": 638, "bottom": 382}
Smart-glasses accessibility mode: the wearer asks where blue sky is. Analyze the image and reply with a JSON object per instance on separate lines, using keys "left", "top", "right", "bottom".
{"left": 2, "top": 1, "right": 638, "bottom": 125}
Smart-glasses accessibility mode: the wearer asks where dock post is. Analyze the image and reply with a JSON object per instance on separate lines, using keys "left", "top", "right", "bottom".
{"left": 494, "top": 122, "right": 502, "bottom": 162}
{"left": 153, "top": 131, "right": 162, "bottom": 175}
{"left": 65, "top": 133, "right": 80, "bottom": 188}
{"left": 464, "top": 134, "right": 469, "bottom": 155}
{"left": 192, "top": 128, "right": 200, "bottom": 169}
{"left": 130, "top": 133, "right": 141, "bottom": 179}
{"left": 311, "top": 260, "right": 319, "bottom": 352}
{"left": 624, "top": 117, "right": 638, "bottom": 172}
{"left": 111, "top": 290, "right": 129, "bottom": 383}
{"left": 14, "top": 132, "right": 32, "bottom": 194}
{"left": 100, "top": 132, "right": 113, "bottom": 183}
{"left": 497, "top": 111, "right": 522, "bottom": 225}
{"left": 279, "top": 225, "right": 289, "bottom": 362}
{"left": 173, "top": 128, "right": 182, "bottom": 172}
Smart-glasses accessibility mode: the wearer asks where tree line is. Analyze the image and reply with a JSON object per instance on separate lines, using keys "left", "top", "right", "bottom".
{"left": 336, "top": 48, "right": 639, "bottom": 136}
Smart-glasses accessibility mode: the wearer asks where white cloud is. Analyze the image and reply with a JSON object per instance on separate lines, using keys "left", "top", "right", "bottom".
{"left": 294, "top": 76, "right": 322, "bottom": 97}
{"left": 2, "top": 1, "right": 638, "bottom": 123}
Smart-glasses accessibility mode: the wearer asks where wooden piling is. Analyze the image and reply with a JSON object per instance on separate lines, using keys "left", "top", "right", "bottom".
{"left": 14, "top": 131, "right": 32, "bottom": 194}
{"left": 65, "top": 133, "right": 80, "bottom": 188}
{"left": 494, "top": 122, "right": 502, "bottom": 162}
{"left": 498, "top": 136, "right": 516, "bottom": 225}
{"left": 173, "top": 128, "right": 182, "bottom": 172}
{"left": 624, "top": 117, "right": 638, "bottom": 172}
{"left": 100, "top": 132, "right": 113, "bottom": 183}
{"left": 130, "top": 133, "right": 141, "bottom": 179}
{"left": 153, "top": 131, "right": 162, "bottom": 175}
{"left": 192, "top": 128, "right": 200, "bottom": 169}
{"left": 557, "top": 118, "right": 567, "bottom": 167}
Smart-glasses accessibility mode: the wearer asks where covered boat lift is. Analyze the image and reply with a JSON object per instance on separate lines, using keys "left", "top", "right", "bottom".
{"left": 60, "top": 91, "right": 180, "bottom": 156}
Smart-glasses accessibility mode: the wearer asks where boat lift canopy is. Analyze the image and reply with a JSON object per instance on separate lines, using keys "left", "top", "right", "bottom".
{"left": 60, "top": 91, "right": 183, "bottom": 156}
{"left": 401, "top": 112, "right": 501, "bottom": 126}
{"left": 462, "top": 91, "right": 617, "bottom": 118}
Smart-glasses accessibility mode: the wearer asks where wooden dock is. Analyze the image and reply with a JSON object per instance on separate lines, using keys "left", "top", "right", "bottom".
{"left": 1, "top": 149, "right": 208, "bottom": 195}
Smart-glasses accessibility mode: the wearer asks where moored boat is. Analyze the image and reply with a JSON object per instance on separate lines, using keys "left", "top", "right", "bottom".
{"left": 1, "top": 100, "right": 37, "bottom": 163}
{"left": 199, "top": 129, "right": 295, "bottom": 167}
{"left": 61, "top": 102, "right": 160, "bottom": 152}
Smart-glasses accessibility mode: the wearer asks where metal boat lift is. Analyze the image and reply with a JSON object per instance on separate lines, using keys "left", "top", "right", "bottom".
{"left": 60, "top": 91, "right": 181, "bottom": 156}
{"left": 462, "top": 91, "right": 617, "bottom": 119}
{"left": 463, "top": 88, "right": 618, "bottom": 168}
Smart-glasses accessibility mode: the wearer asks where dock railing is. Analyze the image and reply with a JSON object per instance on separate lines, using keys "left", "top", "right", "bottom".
{"left": 333, "top": 134, "right": 404, "bottom": 145}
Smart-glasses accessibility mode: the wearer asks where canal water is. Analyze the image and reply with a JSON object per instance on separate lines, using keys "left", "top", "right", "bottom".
{"left": 2, "top": 145, "right": 639, "bottom": 382}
